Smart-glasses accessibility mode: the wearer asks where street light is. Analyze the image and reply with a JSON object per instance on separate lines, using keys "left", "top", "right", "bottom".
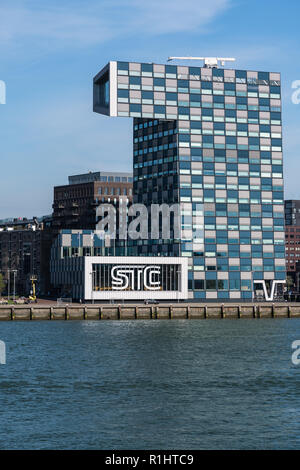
{"left": 12, "top": 270, "right": 17, "bottom": 302}
{"left": 7, "top": 269, "right": 10, "bottom": 302}
{"left": 6, "top": 269, "right": 17, "bottom": 301}
{"left": 90, "top": 270, "right": 96, "bottom": 304}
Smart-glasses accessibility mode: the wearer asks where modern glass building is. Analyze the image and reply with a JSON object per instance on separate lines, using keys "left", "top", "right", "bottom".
{"left": 93, "top": 60, "right": 286, "bottom": 301}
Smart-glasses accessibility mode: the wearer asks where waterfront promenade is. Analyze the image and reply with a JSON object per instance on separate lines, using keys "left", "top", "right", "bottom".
{"left": 0, "top": 302, "right": 300, "bottom": 320}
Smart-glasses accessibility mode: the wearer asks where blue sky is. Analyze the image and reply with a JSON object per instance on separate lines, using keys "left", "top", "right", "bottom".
{"left": 0, "top": 0, "right": 299, "bottom": 218}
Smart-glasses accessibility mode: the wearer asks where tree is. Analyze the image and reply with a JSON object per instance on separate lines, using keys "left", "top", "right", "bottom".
{"left": 286, "top": 276, "right": 294, "bottom": 290}
{"left": 0, "top": 274, "right": 5, "bottom": 296}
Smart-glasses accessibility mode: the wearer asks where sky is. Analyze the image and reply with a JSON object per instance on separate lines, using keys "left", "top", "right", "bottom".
{"left": 0, "top": 0, "right": 299, "bottom": 219}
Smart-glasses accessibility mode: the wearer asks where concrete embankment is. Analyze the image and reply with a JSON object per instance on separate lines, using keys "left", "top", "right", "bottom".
{"left": 0, "top": 304, "right": 300, "bottom": 320}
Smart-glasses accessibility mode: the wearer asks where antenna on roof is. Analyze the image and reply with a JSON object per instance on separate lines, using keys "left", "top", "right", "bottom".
{"left": 167, "top": 57, "right": 236, "bottom": 69}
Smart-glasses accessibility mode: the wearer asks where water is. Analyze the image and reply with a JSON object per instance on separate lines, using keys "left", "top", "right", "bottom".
{"left": 0, "top": 319, "right": 299, "bottom": 449}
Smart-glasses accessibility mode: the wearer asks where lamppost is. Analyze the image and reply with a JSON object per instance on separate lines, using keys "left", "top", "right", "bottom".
{"left": 90, "top": 270, "right": 96, "bottom": 304}
{"left": 12, "top": 270, "right": 17, "bottom": 302}
{"left": 7, "top": 269, "right": 10, "bottom": 302}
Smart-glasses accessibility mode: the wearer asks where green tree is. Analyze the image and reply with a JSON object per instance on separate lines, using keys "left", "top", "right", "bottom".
{"left": 286, "top": 276, "right": 294, "bottom": 290}
{"left": 0, "top": 274, "right": 5, "bottom": 295}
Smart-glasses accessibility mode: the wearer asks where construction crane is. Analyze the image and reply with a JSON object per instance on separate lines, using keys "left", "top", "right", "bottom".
{"left": 167, "top": 57, "right": 236, "bottom": 68}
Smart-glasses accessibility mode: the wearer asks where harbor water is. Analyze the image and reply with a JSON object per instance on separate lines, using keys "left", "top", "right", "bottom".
{"left": 0, "top": 319, "right": 299, "bottom": 449}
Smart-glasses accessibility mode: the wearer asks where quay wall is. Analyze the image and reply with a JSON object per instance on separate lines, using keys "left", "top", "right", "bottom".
{"left": 0, "top": 304, "right": 299, "bottom": 320}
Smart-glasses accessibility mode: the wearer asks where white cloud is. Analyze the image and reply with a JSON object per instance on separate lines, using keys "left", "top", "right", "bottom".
{"left": 0, "top": 0, "right": 231, "bottom": 49}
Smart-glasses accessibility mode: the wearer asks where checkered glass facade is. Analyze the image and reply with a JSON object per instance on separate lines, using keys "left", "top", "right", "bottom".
{"left": 94, "top": 61, "right": 286, "bottom": 300}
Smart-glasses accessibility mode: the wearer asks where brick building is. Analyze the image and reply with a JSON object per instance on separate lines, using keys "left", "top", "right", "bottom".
{"left": 52, "top": 171, "right": 133, "bottom": 230}
{"left": 0, "top": 216, "right": 53, "bottom": 296}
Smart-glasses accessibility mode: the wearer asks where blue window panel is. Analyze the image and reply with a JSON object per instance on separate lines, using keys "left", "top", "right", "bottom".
{"left": 189, "top": 66, "right": 201, "bottom": 76}
{"left": 142, "top": 91, "right": 154, "bottom": 99}
{"left": 259, "top": 98, "right": 270, "bottom": 106}
{"left": 213, "top": 68, "right": 224, "bottom": 77}
{"left": 202, "top": 108, "right": 213, "bottom": 116}
{"left": 154, "top": 78, "right": 165, "bottom": 86}
{"left": 118, "top": 89, "right": 129, "bottom": 98}
{"left": 206, "top": 272, "right": 217, "bottom": 280}
{"left": 166, "top": 92, "right": 177, "bottom": 101}
{"left": 242, "top": 292, "right": 252, "bottom": 300}
{"left": 165, "top": 64, "right": 177, "bottom": 74}
{"left": 275, "top": 273, "right": 286, "bottom": 280}
{"left": 178, "top": 79, "right": 189, "bottom": 88}
{"left": 237, "top": 123, "right": 248, "bottom": 132}
{"left": 218, "top": 292, "right": 229, "bottom": 299}
{"left": 181, "top": 189, "right": 192, "bottom": 197}
{"left": 204, "top": 217, "right": 215, "bottom": 225}
{"left": 191, "top": 148, "right": 202, "bottom": 156}
{"left": 230, "top": 279, "right": 240, "bottom": 290}
{"left": 190, "top": 94, "right": 201, "bottom": 102}
{"left": 194, "top": 258, "right": 204, "bottom": 266}
{"left": 274, "top": 218, "right": 284, "bottom": 226}
{"left": 225, "top": 109, "right": 236, "bottom": 117}
{"left": 203, "top": 163, "right": 214, "bottom": 170}
{"left": 225, "top": 82, "right": 236, "bottom": 91}
{"left": 236, "top": 70, "right": 247, "bottom": 79}
{"left": 117, "top": 61, "right": 129, "bottom": 70}
{"left": 192, "top": 175, "right": 203, "bottom": 183}
{"left": 228, "top": 251, "right": 240, "bottom": 258}
{"left": 270, "top": 112, "right": 281, "bottom": 121}
{"left": 260, "top": 124, "right": 271, "bottom": 132}
{"left": 130, "top": 104, "right": 142, "bottom": 112}
{"left": 237, "top": 97, "right": 247, "bottom": 105}
{"left": 226, "top": 136, "right": 237, "bottom": 144}
{"left": 179, "top": 162, "right": 191, "bottom": 170}
{"left": 129, "top": 76, "right": 141, "bottom": 85}
{"left": 240, "top": 253, "right": 251, "bottom": 259}
{"left": 253, "top": 272, "right": 263, "bottom": 280}
{"left": 214, "top": 122, "right": 225, "bottom": 131}
{"left": 273, "top": 191, "right": 284, "bottom": 200}
{"left": 178, "top": 107, "right": 189, "bottom": 115}
{"left": 258, "top": 71, "right": 269, "bottom": 81}
{"left": 203, "top": 135, "right": 214, "bottom": 143}
{"left": 249, "top": 137, "right": 259, "bottom": 145}
{"left": 154, "top": 105, "right": 166, "bottom": 114}
{"left": 214, "top": 95, "right": 225, "bottom": 103}
{"left": 178, "top": 134, "right": 190, "bottom": 142}
{"left": 141, "top": 63, "right": 153, "bottom": 72}
{"left": 203, "top": 189, "right": 215, "bottom": 198}
{"left": 194, "top": 291, "right": 206, "bottom": 299}
{"left": 202, "top": 81, "right": 212, "bottom": 90}
{"left": 227, "top": 163, "right": 238, "bottom": 171}
{"left": 250, "top": 164, "right": 260, "bottom": 172}
{"left": 270, "top": 86, "right": 280, "bottom": 94}
{"left": 191, "top": 121, "right": 202, "bottom": 129}
{"left": 248, "top": 110, "right": 259, "bottom": 119}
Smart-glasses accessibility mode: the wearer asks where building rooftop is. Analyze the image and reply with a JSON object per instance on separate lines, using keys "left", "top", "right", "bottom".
{"left": 68, "top": 171, "right": 133, "bottom": 185}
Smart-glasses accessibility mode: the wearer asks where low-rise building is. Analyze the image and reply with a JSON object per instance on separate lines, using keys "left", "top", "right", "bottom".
{"left": 52, "top": 171, "right": 133, "bottom": 230}
{"left": 0, "top": 215, "right": 53, "bottom": 296}
{"left": 50, "top": 229, "right": 188, "bottom": 301}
